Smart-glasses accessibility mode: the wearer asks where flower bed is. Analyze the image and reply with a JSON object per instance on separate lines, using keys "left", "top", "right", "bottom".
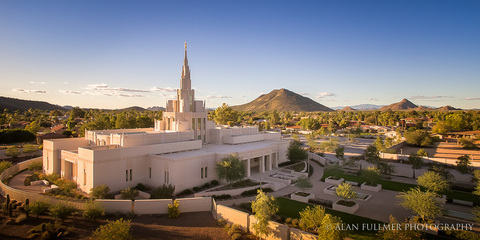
{"left": 332, "top": 200, "right": 359, "bottom": 214}
{"left": 291, "top": 191, "right": 314, "bottom": 203}
{"left": 360, "top": 183, "right": 382, "bottom": 192}
{"left": 324, "top": 176, "right": 344, "bottom": 185}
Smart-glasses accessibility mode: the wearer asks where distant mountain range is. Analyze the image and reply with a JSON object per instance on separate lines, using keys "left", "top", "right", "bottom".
{"left": 332, "top": 104, "right": 384, "bottom": 110}
{"left": 335, "top": 99, "right": 463, "bottom": 111}
{"left": 0, "top": 96, "right": 66, "bottom": 111}
{"left": 231, "top": 88, "right": 333, "bottom": 112}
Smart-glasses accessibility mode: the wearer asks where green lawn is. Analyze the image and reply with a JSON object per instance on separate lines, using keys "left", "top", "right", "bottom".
{"left": 322, "top": 169, "right": 480, "bottom": 204}
{"left": 276, "top": 197, "right": 383, "bottom": 239}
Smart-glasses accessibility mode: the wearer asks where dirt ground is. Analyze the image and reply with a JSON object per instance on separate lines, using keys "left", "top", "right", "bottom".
{"left": 0, "top": 211, "right": 231, "bottom": 240}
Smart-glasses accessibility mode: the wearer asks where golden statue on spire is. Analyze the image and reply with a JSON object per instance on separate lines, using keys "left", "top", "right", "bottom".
{"left": 185, "top": 42, "right": 187, "bottom": 50}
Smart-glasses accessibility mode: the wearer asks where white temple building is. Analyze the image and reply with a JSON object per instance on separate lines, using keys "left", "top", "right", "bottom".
{"left": 43, "top": 43, "right": 289, "bottom": 194}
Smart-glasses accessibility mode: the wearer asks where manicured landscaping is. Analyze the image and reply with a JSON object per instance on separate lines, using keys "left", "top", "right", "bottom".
{"left": 322, "top": 169, "right": 480, "bottom": 204}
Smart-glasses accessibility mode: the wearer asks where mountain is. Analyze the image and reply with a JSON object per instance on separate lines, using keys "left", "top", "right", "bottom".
{"left": 413, "top": 106, "right": 433, "bottom": 111}
{"left": 378, "top": 98, "right": 418, "bottom": 111}
{"left": 231, "top": 88, "right": 333, "bottom": 112}
{"left": 437, "top": 105, "right": 461, "bottom": 111}
{"left": 0, "top": 96, "right": 66, "bottom": 112}
{"left": 118, "top": 106, "right": 147, "bottom": 111}
{"left": 341, "top": 106, "right": 356, "bottom": 111}
{"left": 147, "top": 106, "right": 166, "bottom": 111}
{"left": 332, "top": 104, "right": 383, "bottom": 110}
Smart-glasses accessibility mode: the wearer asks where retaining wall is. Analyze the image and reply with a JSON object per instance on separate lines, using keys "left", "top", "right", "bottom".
{"left": 216, "top": 204, "right": 250, "bottom": 230}
{"left": 177, "top": 197, "right": 212, "bottom": 213}
{"left": 134, "top": 199, "right": 171, "bottom": 215}
{"left": 249, "top": 215, "right": 289, "bottom": 240}
{"left": 96, "top": 199, "right": 132, "bottom": 214}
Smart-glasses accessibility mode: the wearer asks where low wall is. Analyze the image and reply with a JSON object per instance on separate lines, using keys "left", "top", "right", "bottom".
{"left": 216, "top": 204, "right": 250, "bottom": 230}
{"left": 309, "top": 152, "right": 326, "bottom": 165}
{"left": 177, "top": 197, "right": 212, "bottom": 213}
{"left": 290, "top": 228, "right": 317, "bottom": 240}
{"left": 134, "top": 199, "right": 171, "bottom": 215}
{"left": 96, "top": 199, "right": 132, "bottom": 214}
{"left": 249, "top": 215, "right": 289, "bottom": 240}
{"left": 0, "top": 157, "right": 86, "bottom": 210}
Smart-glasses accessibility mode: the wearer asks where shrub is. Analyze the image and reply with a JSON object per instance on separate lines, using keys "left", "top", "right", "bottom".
{"left": 55, "top": 178, "right": 78, "bottom": 193}
{"left": 83, "top": 201, "right": 105, "bottom": 221}
{"left": 0, "top": 160, "right": 13, "bottom": 174}
{"left": 212, "top": 194, "right": 232, "bottom": 200}
{"left": 211, "top": 180, "right": 220, "bottom": 186}
{"left": 39, "top": 172, "right": 60, "bottom": 183}
{"left": 151, "top": 184, "right": 175, "bottom": 199}
{"left": 92, "top": 218, "right": 133, "bottom": 240}
{"left": 241, "top": 188, "right": 273, "bottom": 197}
{"left": 5, "top": 146, "right": 21, "bottom": 158}
{"left": 90, "top": 185, "right": 110, "bottom": 199}
{"left": 121, "top": 187, "right": 139, "bottom": 200}
{"left": 134, "top": 183, "right": 151, "bottom": 192}
{"left": 28, "top": 161, "right": 43, "bottom": 171}
{"left": 26, "top": 201, "right": 51, "bottom": 217}
{"left": 23, "top": 144, "right": 39, "bottom": 156}
{"left": 0, "top": 129, "right": 36, "bottom": 144}
{"left": 177, "top": 188, "right": 193, "bottom": 196}
{"left": 50, "top": 203, "right": 76, "bottom": 221}
{"left": 168, "top": 200, "right": 180, "bottom": 218}
{"left": 15, "top": 214, "right": 27, "bottom": 224}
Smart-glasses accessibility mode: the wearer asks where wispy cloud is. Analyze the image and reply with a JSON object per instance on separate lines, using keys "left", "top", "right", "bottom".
{"left": 410, "top": 95, "right": 454, "bottom": 100}
{"left": 317, "top": 92, "right": 336, "bottom": 98}
{"left": 151, "top": 86, "right": 177, "bottom": 92}
{"left": 466, "top": 97, "right": 480, "bottom": 100}
{"left": 368, "top": 97, "right": 379, "bottom": 101}
{"left": 59, "top": 90, "right": 82, "bottom": 95}
{"left": 12, "top": 89, "right": 47, "bottom": 94}
{"left": 205, "top": 95, "right": 232, "bottom": 99}
{"left": 87, "top": 83, "right": 149, "bottom": 92}
{"left": 29, "top": 81, "right": 46, "bottom": 84}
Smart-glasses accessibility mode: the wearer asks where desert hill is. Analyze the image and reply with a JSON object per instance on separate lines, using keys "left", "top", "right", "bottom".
{"left": 378, "top": 98, "right": 418, "bottom": 111}
{"left": 231, "top": 89, "right": 332, "bottom": 112}
{"left": 0, "top": 96, "right": 66, "bottom": 112}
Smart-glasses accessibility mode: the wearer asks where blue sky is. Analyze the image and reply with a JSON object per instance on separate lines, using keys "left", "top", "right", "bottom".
{"left": 1, "top": 1, "right": 479, "bottom": 109}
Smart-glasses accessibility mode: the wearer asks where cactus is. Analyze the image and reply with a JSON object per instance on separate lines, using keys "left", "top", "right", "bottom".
{"left": 41, "top": 223, "right": 46, "bottom": 233}
{"left": 8, "top": 204, "right": 12, "bottom": 217}
{"left": 6, "top": 194, "right": 10, "bottom": 210}
{"left": 25, "top": 199, "right": 30, "bottom": 218}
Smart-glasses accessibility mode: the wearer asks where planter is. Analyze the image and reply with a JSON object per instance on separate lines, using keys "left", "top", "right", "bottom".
{"left": 361, "top": 182, "right": 382, "bottom": 192}
{"left": 291, "top": 192, "right": 315, "bottom": 203}
{"left": 325, "top": 176, "right": 344, "bottom": 185}
{"left": 332, "top": 200, "right": 359, "bottom": 214}
{"left": 323, "top": 185, "right": 337, "bottom": 196}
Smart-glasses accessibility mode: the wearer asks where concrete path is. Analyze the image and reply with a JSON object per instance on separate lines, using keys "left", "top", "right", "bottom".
{"left": 8, "top": 170, "right": 49, "bottom": 193}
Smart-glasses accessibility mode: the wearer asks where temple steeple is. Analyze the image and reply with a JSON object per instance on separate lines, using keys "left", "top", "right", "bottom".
{"left": 180, "top": 42, "right": 191, "bottom": 91}
{"left": 177, "top": 42, "right": 194, "bottom": 112}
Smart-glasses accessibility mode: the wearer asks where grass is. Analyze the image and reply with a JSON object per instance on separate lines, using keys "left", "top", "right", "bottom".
{"left": 322, "top": 169, "right": 480, "bottom": 204}
{"left": 276, "top": 197, "right": 383, "bottom": 239}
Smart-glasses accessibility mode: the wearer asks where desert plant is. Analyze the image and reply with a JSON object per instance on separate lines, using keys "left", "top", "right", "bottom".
{"left": 26, "top": 201, "right": 51, "bottom": 218}
{"left": 335, "top": 182, "right": 357, "bottom": 204}
{"left": 28, "top": 161, "right": 43, "bottom": 171}
{"left": 15, "top": 213, "right": 28, "bottom": 224}
{"left": 360, "top": 166, "right": 381, "bottom": 185}
{"left": 121, "top": 187, "right": 139, "bottom": 201}
{"left": 49, "top": 203, "right": 76, "bottom": 221}
{"left": 92, "top": 218, "right": 133, "bottom": 240}
{"left": 168, "top": 200, "right": 180, "bottom": 218}
{"left": 83, "top": 201, "right": 105, "bottom": 222}
{"left": 0, "top": 160, "right": 13, "bottom": 174}
{"left": 5, "top": 146, "right": 20, "bottom": 158}
{"left": 216, "top": 154, "right": 246, "bottom": 184}
{"left": 90, "top": 184, "right": 110, "bottom": 199}
{"left": 294, "top": 176, "right": 313, "bottom": 193}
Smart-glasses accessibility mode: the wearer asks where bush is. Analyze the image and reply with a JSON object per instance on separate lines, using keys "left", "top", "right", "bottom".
{"left": 308, "top": 198, "right": 333, "bottom": 208}
{"left": 134, "top": 183, "right": 151, "bottom": 192}
{"left": 39, "top": 172, "right": 60, "bottom": 183}
{"left": 28, "top": 161, "right": 43, "bottom": 171}
{"left": 168, "top": 200, "right": 180, "bottom": 218}
{"left": 152, "top": 184, "right": 175, "bottom": 199}
{"left": 26, "top": 201, "right": 51, "bottom": 217}
{"left": 90, "top": 185, "right": 110, "bottom": 199}
{"left": 83, "top": 201, "right": 105, "bottom": 221}
{"left": 211, "top": 180, "right": 220, "bottom": 186}
{"left": 23, "top": 144, "right": 39, "bottom": 156}
{"left": 121, "top": 187, "right": 139, "bottom": 200}
{"left": 92, "top": 218, "right": 133, "bottom": 240}
{"left": 177, "top": 188, "right": 194, "bottom": 196}
{"left": 50, "top": 203, "right": 76, "bottom": 221}
{"left": 5, "top": 146, "right": 20, "bottom": 158}
{"left": 0, "top": 160, "right": 13, "bottom": 174}
{"left": 212, "top": 194, "right": 232, "bottom": 200}
{"left": 241, "top": 188, "right": 273, "bottom": 197}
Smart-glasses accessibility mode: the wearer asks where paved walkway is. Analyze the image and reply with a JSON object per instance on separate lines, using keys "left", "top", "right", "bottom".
{"left": 8, "top": 170, "right": 49, "bottom": 193}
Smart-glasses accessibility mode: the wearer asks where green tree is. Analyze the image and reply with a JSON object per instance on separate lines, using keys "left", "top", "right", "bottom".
{"left": 25, "top": 120, "right": 41, "bottom": 134}
{"left": 120, "top": 187, "right": 139, "bottom": 201}
{"left": 361, "top": 166, "right": 381, "bottom": 186}
{"left": 417, "top": 171, "right": 449, "bottom": 195}
{"left": 50, "top": 203, "right": 77, "bottom": 221}
{"left": 136, "top": 115, "right": 153, "bottom": 128}
{"left": 216, "top": 154, "right": 246, "bottom": 184}
{"left": 429, "top": 163, "right": 455, "bottom": 183}
{"left": 294, "top": 176, "right": 313, "bottom": 193}
{"left": 0, "top": 160, "right": 13, "bottom": 174}
{"left": 378, "top": 215, "right": 422, "bottom": 240}
{"left": 251, "top": 189, "right": 278, "bottom": 239}
{"left": 456, "top": 155, "right": 473, "bottom": 174}
{"left": 335, "top": 182, "right": 357, "bottom": 204}
{"left": 432, "top": 121, "right": 451, "bottom": 134}
{"left": 377, "top": 161, "right": 395, "bottom": 175}
{"left": 90, "top": 185, "right": 110, "bottom": 199}
{"left": 335, "top": 146, "right": 344, "bottom": 160}
{"left": 404, "top": 130, "right": 433, "bottom": 147}
{"left": 92, "top": 218, "right": 133, "bottom": 240}
{"left": 459, "top": 138, "right": 477, "bottom": 149}
{"left": 363, "top": 145, "right": 380, "bottom": 164}
{"left": 397, "top": 187, "right": 442, "bottom": 223}
{"left": 287, "top": 141, "right": 308, "bottom": 163}
{"left": 269, "top": 110, "right": 280, "bottom": 125}
{"left": 417, "top": 149, "right": 428, "bottom": 157}
{"left": 214, "top": 103, "right": 238, "bottom": 125}
{"left": 83, "top": 200, "right": 105, "bottom": 222}
{"left": 5, "top": 146, "right": 20, "bottom": 158}
{"left": 299, "top": 205, "right": 344, "bottom": 240}
{"left": 408, "top": 153, "right": 424, "bottom": 169}
{"left": 374, "top": 137, "right": 385, "bottom": 152}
